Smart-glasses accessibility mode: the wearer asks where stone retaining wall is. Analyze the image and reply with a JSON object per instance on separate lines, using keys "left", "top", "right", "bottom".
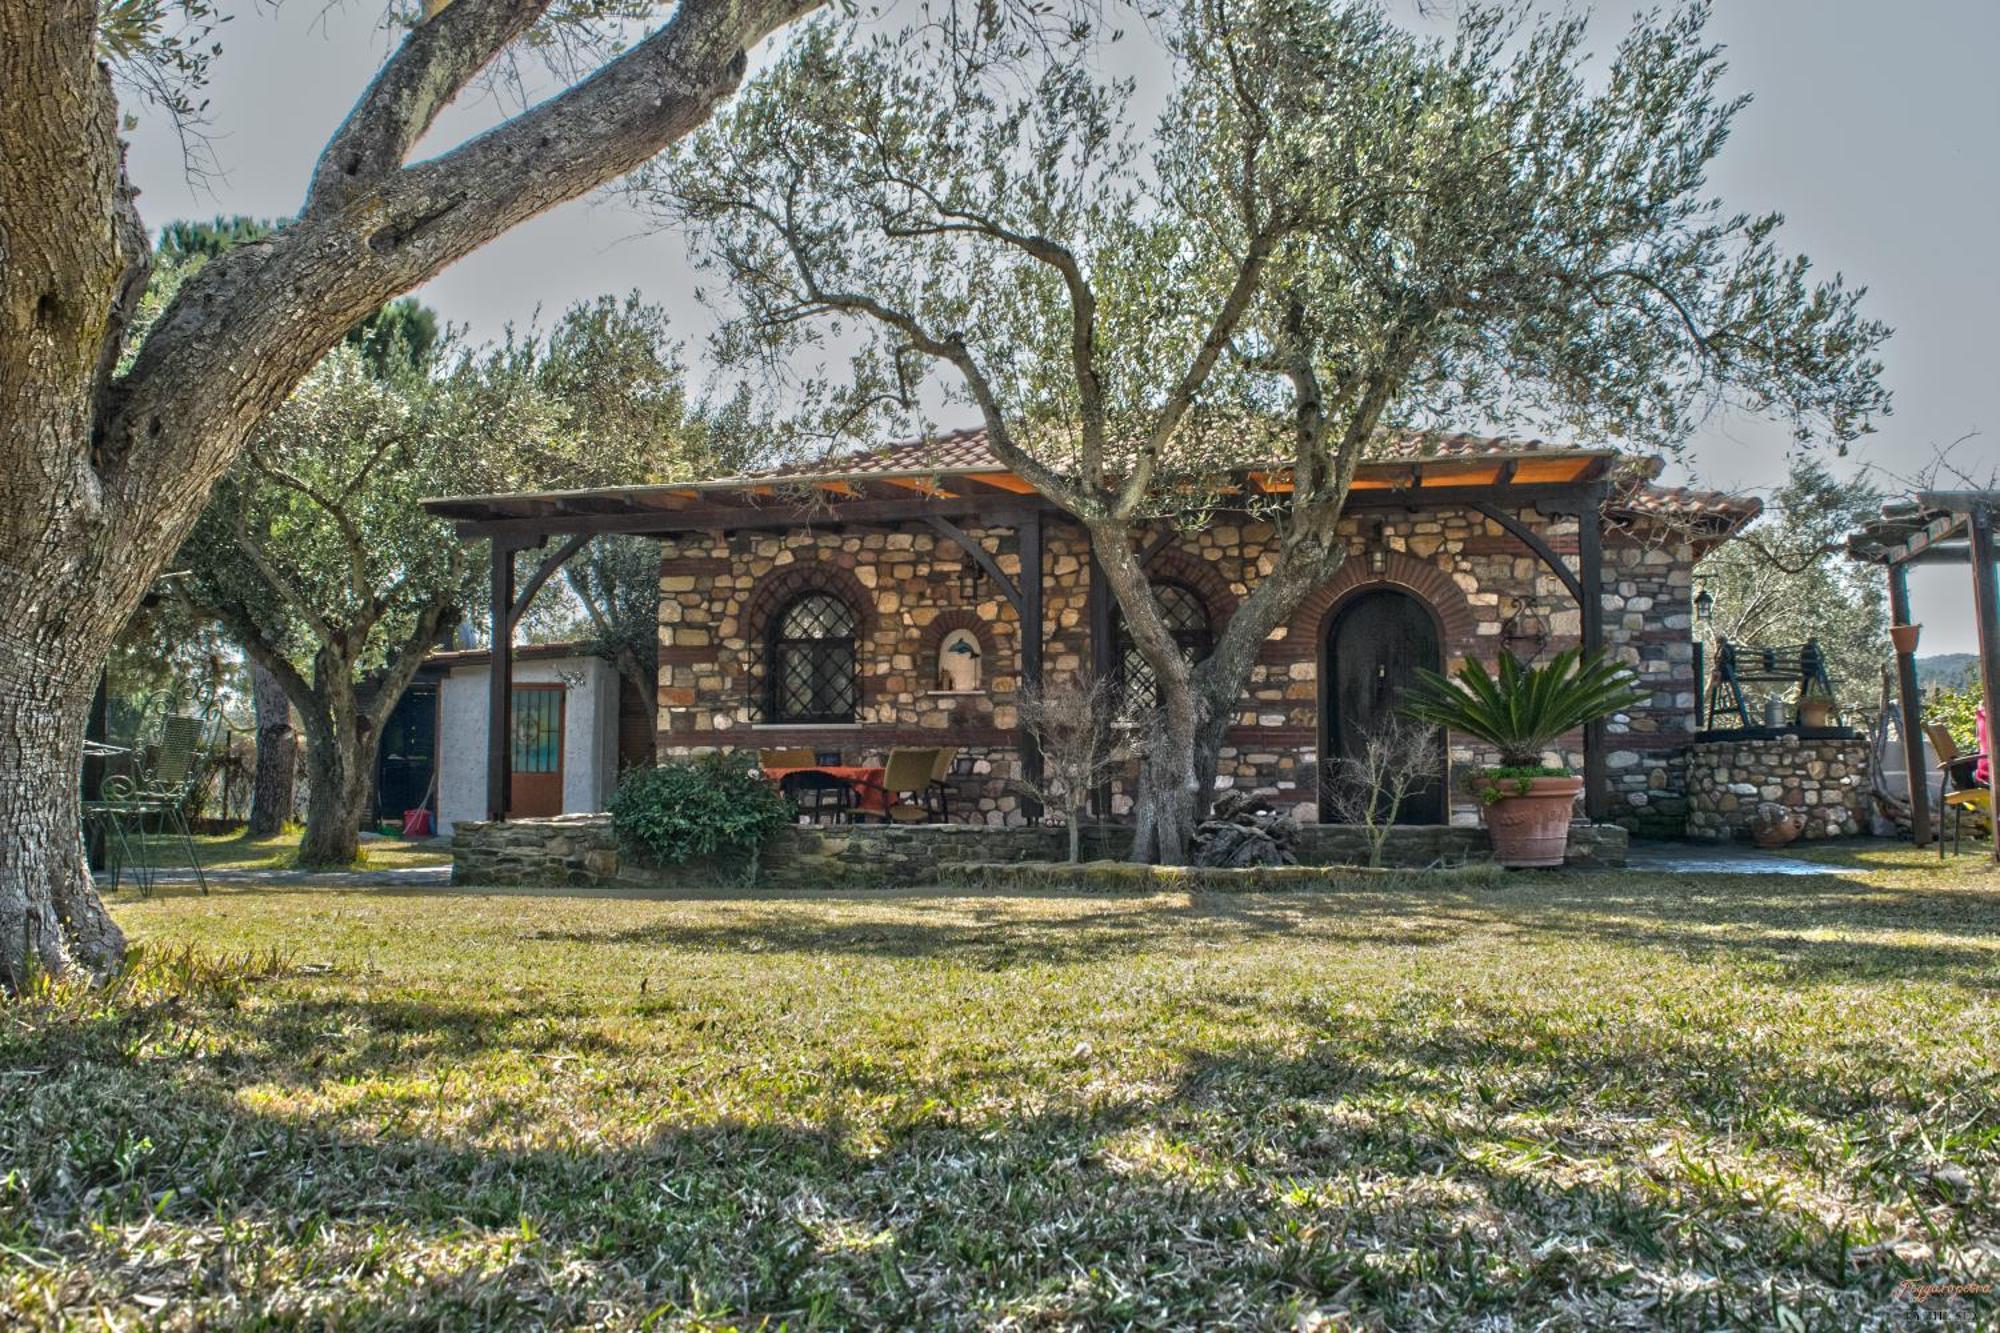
{"left": 451, "top": 817, "right": 1627, "bottom": 889}
{"left": 1684, "top": 735, "right": 1871, "bottom": 842}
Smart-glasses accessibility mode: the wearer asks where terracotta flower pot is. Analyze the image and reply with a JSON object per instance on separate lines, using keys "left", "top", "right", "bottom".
{"left": 1890, "top": 623, "right": 1922, "bottom": 656}
{"left": 1473, "top": 774, "right": 1584, "bottom": 868}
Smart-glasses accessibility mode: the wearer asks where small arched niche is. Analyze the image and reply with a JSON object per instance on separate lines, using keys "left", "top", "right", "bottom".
{"left": 935, "top": 627, "right": 985, "bottom": 693}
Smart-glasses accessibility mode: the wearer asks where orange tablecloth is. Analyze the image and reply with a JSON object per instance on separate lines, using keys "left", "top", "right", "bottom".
{"left": 764, "top": 765, "right": 889, "bottom": 816}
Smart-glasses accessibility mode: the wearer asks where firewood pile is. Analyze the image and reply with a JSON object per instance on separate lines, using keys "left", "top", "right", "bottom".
{"left": 1192, "top": 791, "right": 1300, "bottom": 867}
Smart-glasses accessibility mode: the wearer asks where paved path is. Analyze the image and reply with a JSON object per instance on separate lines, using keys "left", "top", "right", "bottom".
{"left": 96, "top": 864, "right": 452, "bottom": 890}
{"left": 1623, "top": 841, "right": 1848, "bottom": 876}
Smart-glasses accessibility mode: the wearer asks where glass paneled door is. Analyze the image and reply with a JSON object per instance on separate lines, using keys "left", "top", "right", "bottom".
{"left": 508, "top": 684, "right": 565, "bottom": 818}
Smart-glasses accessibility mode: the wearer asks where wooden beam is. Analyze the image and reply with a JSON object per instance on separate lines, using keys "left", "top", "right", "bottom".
{"left": 1468, "top": 502, "right": 1583, "bottom": 602}
{"left": 1967, "top": 503, "right": 2000, "bottom": 864}
{"left": 921, "top": 515, "right": 1024, "bottom": 616}
{"left": 510, "top": 532, "right": 592, "bottom": 631}
{"left": 1880, "top": 512, "right": 1968, "bottom": 566}
{"left": 487, "top": 539, "right": 518, "bottom": 822}
{"left": 1139, "top": 528, "right": 1179, "bottom": 569}
{"left": 1916, "top": 490, "right": 2000, "bottom": 512}
{"left": 452, "top": 495, "right": 1049, "bottom": 542}
{"left": 1888, "top": 564, "right": 1932, "bottom": 846}
{"left": 1577, "top": 487, "right": 1609, "bottom": 822}
{"left": 1019, "top": 508, "right": 1045, "bottom": 819}
{"left": 1087, "top": 539, "right": 1116, "bottom": 819}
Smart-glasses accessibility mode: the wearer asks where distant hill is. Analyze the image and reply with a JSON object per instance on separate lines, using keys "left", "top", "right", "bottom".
{"left": 1916, "top": 653, "right": 1978, "bottom": 689}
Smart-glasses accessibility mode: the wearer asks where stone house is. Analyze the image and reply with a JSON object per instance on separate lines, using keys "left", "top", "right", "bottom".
{"left": 424, "top": 431, "right": 1760, "bottom": 834}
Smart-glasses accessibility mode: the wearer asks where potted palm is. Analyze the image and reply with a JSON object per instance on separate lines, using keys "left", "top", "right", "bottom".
{"left": 1401, "top": 649, "right": 1646, "bottom": 868}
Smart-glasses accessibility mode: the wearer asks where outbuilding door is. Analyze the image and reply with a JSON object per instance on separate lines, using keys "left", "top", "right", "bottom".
{"left": 1321, "top": 588, "right": 1446, "bottom": 824}
{"left": 508, "top": 684, "right": 565, "bottom": 818}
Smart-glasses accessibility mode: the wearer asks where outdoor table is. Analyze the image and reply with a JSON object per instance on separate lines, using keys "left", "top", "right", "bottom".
{"left": 763, "top": 765, "right": 889, "bottom": 818}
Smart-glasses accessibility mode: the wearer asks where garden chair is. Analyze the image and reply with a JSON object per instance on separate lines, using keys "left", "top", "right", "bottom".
{"left": 1923, "top": 722, "right": 1991, "bottom": 860}
{"left": 855, "top": 748, "right": 943, "bottom": 823}
{"left": 777, "top": 768, "right": 854, "bottom": 824}
{"left": 86, "top": 715, "right": 208, "bottom": 895}
{"left": 927, "top": 745, "right": 960, "bottom": 822}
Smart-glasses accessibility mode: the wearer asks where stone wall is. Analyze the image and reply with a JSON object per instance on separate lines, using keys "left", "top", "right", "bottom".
{"left": 654, "top": 503, "right": 1704, "bottom": 831}
{"left": 1684, "top": 735, "right": 1872, "bottom": 841}
{"left": 451, "top": 816, "right": 1627, "bottom": 889}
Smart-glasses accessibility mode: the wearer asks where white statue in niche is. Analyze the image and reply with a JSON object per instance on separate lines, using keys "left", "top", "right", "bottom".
{"left": 938, "top": 630, "right": 983, "bottom": 692}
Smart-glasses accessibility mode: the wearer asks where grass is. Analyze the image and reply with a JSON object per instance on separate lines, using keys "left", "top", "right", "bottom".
{"left": 115, "top": 826, "right": 453, "bottom": 873}
{"left": 5, "top": 845, "right": 1998, "bottom": 1327}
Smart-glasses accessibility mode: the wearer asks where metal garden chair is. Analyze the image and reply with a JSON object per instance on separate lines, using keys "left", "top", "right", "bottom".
{"left": 86, "top": 715, "right": 208, "bottom": 895}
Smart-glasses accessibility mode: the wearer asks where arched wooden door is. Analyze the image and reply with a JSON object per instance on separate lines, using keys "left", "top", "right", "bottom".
{"left": 1321, "top": 588, "right": 1446, "bottom": 824}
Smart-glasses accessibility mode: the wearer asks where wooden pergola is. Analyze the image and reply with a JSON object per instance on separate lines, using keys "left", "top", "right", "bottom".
{"left": 422, "top": 435, "right": 1736, "bottom": 825}
{"left": 1847, "top": 490, "right": 2000, "bottom": 859}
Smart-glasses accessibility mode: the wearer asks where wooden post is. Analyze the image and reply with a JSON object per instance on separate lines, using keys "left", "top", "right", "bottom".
{"left": 487, "top": 539, "right": 516, "bottom": 821}
{"left": 1967, "top": 503, "right": 2000, "bottom": 863}
{"left": 1887, "top": 563, "right": 1932, "bottom": 845}
{"left": 1578, "top": 489, "right": 1608, "bottom": 822}
{"left": 1086, "top": 537, "right": 1115, "bottom": 818}
{"left": 1018, "top": 509, "right": 1045, "bottom": 820}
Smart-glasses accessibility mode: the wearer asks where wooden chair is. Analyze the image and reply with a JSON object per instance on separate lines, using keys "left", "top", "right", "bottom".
{"left": 777, "top": 768, "right": 853, "bottom": 824}
{"left": 857, "top": 748, "right": 943, "bottom": 823}
{"left": 1923, "top": 723, "right": 1991, "bottom": 859}
{"left": 927, "top": 746, "right": 960, "bottom": 822}
{"left": 758, "top": 747, "right": 816, "bottom": 770}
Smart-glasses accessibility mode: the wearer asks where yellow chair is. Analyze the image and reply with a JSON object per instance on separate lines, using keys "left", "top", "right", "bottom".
{"left": 858, "top": 748, "right": 943, "bottom": 823}
{"left": 758, "top": 747, "right": 816, "bottom": 770}
{"left": 1925, "top": 724, "right": 1992, "bottom": 858}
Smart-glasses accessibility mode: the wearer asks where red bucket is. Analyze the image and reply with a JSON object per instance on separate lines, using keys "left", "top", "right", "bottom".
{"left": 401, "top": 808, "right": 433, "bottom": 838}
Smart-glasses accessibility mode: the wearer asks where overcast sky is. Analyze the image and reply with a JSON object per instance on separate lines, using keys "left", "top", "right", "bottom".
{"left": 125, "top": 0, "right": 1997, "bottom": 654}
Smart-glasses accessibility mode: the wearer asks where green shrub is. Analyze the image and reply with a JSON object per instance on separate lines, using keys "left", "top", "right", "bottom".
{"left": 608, "top": 753, "right": 791, "bottom": 873}
{"left": 1925, "top": 681, "right": 1982, "bottom": 751}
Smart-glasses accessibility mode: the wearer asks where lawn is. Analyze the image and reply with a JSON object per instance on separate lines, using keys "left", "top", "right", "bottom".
{"left": 5, "top": 847, "right": 1998, "bottom": 1328}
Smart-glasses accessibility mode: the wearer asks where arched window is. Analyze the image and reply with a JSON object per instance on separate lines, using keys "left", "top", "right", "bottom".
{"left": 1115, "top": 580, "right": 1213, "bottom": 703}
{"left": 768, "top": 592, "right": 859, "bottom": 723}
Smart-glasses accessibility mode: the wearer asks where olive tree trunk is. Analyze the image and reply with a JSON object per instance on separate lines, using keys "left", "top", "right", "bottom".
{"left": 296, "top": 707, "right": 381, "bottom": 867}
{"left": 0, "top": 0, "right": 809, "bottom": 983}
{"left": 1115, "top": 527, "right": 1350, "bottom": 866}
{"left": 248, "top": 664, "right": 296, "bottom": 837}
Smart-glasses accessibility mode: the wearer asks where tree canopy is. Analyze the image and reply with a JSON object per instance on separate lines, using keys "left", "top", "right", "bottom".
{"left": 175, "top": 294, "right": 721, "bottom": 863}
{"left": 652, "top": 0, "right": 1892, "bottom": 858}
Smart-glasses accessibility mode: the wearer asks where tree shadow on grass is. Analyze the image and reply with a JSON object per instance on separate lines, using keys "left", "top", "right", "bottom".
{"left": 7, "top": 971, "right": 1985, "bottom": 1330}
{"left": 114, "top": 859, "right": 2000, "bottom": 989}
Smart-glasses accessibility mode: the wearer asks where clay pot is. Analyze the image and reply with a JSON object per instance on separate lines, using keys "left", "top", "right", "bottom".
{"left": 1890, "top": 623, "right": 1922, "bottom": 656}
{"left": 1751, "top": 805, "right": 1806, "bottom": 849}
{"left": 1799, "top": 697, "right": 1834, "bottom": 730}
{"left": 1474, "top": 774, "right": 1583, "bottom": 868}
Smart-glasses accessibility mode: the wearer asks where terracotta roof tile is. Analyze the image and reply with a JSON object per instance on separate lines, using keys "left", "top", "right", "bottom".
{"left": 744, "top": 425, "right": 1582, "bottom": 482}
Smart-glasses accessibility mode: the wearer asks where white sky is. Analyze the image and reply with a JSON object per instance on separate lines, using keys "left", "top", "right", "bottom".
{"left": 124, "top": 0, "right": 1998, "bottom": 654}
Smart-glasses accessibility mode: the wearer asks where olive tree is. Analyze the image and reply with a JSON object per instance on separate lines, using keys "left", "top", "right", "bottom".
{"left": 0, "top": 0, "right": 839, "bottom": 981}
{"left": 653, "top": 0, "right": 1891, "bottom": 861}
{"left": 178, "top": 296, "right": 711, "bottom": 866}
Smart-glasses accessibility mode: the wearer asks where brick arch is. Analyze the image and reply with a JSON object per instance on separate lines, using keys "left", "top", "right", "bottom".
{"left": 916, "top": 609, "right": 1000, "bottom": 690}
{"left": 739, "top": 560, "right": 880, "bottom": 714}
{"left": 1141, "top": 545, "right": 1240, "bottom": 625}
{"left": 1285, "top": 551, "right": 1477, "bottom": 655}
{"left": 740, "top": 560, "right": 878, "bottom": 648}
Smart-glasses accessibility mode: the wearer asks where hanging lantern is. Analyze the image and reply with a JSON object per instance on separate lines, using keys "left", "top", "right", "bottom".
{"left": 1694, "top": 585, "right": 1714, "bottom": 623}
{"left": 1500, "top": 597, "right": 1550, "bottom": 663}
